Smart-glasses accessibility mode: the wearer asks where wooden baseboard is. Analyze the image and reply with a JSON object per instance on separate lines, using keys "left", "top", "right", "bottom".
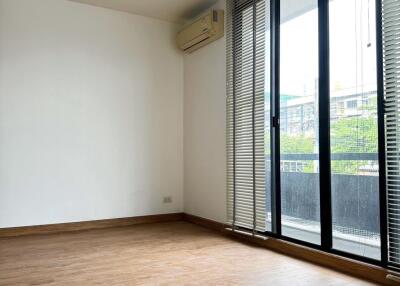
{"left": 0, "top": 213, "right": 184, "bottom": 238}
{"left": 182, "top": 213, "right": 397, "bottom": 286}
{"left": 182, "top": 213, "right": 226, "bottom": 232}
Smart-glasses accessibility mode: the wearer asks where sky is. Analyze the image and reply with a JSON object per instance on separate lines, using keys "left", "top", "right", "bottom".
{"left": 273, "top": 0, "right": 377, "bottom": 96}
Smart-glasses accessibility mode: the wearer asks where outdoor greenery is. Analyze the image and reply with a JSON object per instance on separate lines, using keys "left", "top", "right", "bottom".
{"left": 330, "top": 115, "right": 378, "bottom": 174}
{"left": 265, "top": 97, "right": 379, "bottom": 175}
{"left": 280, "top": 134, "right": 314, "bottom": 154}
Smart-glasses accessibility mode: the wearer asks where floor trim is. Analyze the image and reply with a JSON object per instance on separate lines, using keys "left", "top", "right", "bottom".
{"left": 182, "top": 213, "right": 397, "bottom": 286}
{"left": 0, "top": 213, "right": 183, "bottom": 238}
{"left": 182, "top": 213, "right": 226, "bottom": 232}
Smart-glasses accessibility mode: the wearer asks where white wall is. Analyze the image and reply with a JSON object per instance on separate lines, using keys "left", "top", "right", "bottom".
{"left": 0, "top": 0, "right": 183, "bottom": 228}
{"left": 183, "top": 0, "right": 227, "bottom": 223}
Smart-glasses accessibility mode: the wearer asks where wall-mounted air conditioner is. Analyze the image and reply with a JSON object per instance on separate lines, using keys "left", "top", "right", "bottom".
{"left": 177, "top": 10, "right": 224, "bottom": 53}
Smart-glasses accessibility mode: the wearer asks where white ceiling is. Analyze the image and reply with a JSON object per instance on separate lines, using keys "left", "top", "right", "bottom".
{"left": 69, "top": 0, "right": 218, "bottom": 24}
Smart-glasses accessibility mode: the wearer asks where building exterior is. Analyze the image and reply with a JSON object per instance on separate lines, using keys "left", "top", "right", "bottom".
{"left": 265, "top": 85, "right": 379, "bottom": 175}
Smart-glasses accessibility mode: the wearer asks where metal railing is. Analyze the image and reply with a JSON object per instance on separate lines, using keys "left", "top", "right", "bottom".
{"left": 265, "top": 153, "right": 380, "bottom": 233}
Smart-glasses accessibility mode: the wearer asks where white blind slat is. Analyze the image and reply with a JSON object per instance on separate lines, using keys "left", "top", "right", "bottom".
{"left": 383, "top": 0, "right": 400, "bottom": 270}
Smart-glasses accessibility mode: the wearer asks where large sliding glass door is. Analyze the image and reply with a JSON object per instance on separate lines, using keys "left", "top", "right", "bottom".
{"left": 268, "top": 0, "right": 383, "bottom": 262}
{"left": 329, "top": 0, "right": 381, "bottom": 259}
{"left": 279, "top": 0, "right": 321, "bottom": 245}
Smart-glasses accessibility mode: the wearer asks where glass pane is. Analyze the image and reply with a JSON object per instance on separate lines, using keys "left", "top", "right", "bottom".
{"left": 280, "top": 0, "right": 320, "bottom": 244}
{"left": 329, "top": 0, "right": 380, "bottom": 260}
{"left": 264, "top": 0, "right": 272, "bottom": 232}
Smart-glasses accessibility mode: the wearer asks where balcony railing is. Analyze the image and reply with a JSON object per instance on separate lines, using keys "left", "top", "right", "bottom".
{"left": 264, "top": 152, "right": 380, "bottom": 245}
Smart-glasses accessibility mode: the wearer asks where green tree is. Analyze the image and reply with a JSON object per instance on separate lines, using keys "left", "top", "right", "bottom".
{"left": 330, "top": 116, "right": 378, "bottom": 174}
{"left": 280, "top": 134, "right": 314, "bottom": 154}
{"left": 264, "top": 103, "right": 378, "bottom": 174}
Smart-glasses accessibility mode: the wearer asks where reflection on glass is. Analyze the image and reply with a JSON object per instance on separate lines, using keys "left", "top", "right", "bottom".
{"left": 265, "top": 0, "right": 272, "bottom": 232}
{"left": 329, "top": 0, "right": 380, "bottom": 259}
{"left": 279, "top": 0, "right": 320, "bottom": 244}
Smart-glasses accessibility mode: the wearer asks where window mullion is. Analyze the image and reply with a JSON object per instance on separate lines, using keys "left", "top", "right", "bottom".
{"left": 318, "top": 0, "right": 333, "bottom": 251}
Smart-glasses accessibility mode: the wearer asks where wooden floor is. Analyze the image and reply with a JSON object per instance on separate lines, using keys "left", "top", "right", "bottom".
{"left": 0, "top": 221, "right": 377, "bottom": 285}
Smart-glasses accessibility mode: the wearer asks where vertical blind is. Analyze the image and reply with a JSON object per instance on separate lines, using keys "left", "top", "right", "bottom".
{"left": 383, "top": 0, "right": 400, "bottom": 270}
{"left": 227, "top": 0, "right": 267, "bottom": 232}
